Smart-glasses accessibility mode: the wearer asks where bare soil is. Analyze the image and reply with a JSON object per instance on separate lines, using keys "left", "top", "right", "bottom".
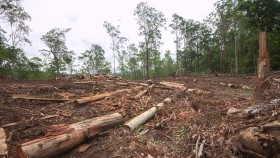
{"left": 1, "top": 73, "right": 279, "bottom": 157}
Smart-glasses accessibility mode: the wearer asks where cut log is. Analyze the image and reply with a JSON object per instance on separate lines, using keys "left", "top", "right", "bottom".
{"left": 116, "top": 82, "right": 129, "bottom": 86}
{"left": 74, "top": 88, "right": 131, "bottom": 105}
{"left": 186, "top": 88, "right": 210, "bottom": 95}
{"left": 159, "top": 81, "right": 185, "bottom": 90}
{"left": 0, "top": 128, "right": 7, "bottom": 157}
{"left": 125, "top": 107, "right": 158, "bottom": 131}
{"left": 134, "top": 84, "right": 154, "bottom": 99}
{"left": 160, "top": 81, "right": 209, "bottom": 94}
{"left": 17, "top": 112, "right": 123, "bottom": 158}
{"left": 12, "top": 95, "right": 71, "bottom": 102}
{"left": 219, "top": 82, "right": 226, "bottom": 87}
{"left": 125, "top": 98, "right": 171, "bottom": 131}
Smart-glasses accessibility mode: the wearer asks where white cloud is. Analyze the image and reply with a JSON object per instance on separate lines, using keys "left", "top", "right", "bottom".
{"left": 21, "top": 0, "right": 216, "bottom": 65}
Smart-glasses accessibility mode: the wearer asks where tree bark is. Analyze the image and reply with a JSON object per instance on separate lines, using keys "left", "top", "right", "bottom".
{"left": 0, "top": 128, "right": 7, "bottom": 157}
{"left": 235, "top": 34, "right": 239, "bottom": 74}
{"left": 17, "top": 113, "right": 123, "bottom": 158}
{"left": 125, "top": 98, "right": 171, "bottom": 131}
{"left": 257, "top": 32, "right": 270, "bottom": 81}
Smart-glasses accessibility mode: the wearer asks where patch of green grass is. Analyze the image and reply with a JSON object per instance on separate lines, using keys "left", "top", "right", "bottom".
{"left": 176, "top": 125, "right": 190, "bottom": 141}
{"left": 138, "top": 135, "right": 146, "bottom": 143}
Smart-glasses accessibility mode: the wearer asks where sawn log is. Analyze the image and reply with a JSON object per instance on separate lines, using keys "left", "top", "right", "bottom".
{"left": 74, "top": 88, "right": 132, "bottom": 105}
{"left": 17, "top": 113, "right": 123, "bottom": 158}
{"left": 125, "top": 98, "right": 172, "bottom": 131}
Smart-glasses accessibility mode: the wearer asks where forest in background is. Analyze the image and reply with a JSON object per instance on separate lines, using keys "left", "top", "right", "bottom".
{"left": 0, "top": 0, "right": 280, "bottom": 80}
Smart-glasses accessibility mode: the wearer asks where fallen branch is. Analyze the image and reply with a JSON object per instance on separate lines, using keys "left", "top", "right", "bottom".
{"left": 17, "top": 113, "right": 123, "bottom": 158}
{"left": 0, "top": 128, "right": 7, "bottom": 157}
{"left": 74, "top": 89, "right": 131, "bottom": 105}
{"left": 125, "top": 98, "right": 172, "bottom": 131}
{"left": 134, "top": 84, "right": 154, "bottom": 99}
{"left": 12, "top": 95, "right": 71, "bottom": 102}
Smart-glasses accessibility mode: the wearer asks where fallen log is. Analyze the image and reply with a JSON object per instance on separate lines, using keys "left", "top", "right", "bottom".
{"left": 17, "top": 112, "right": 123, "bottom": 158}
{"left": 231, "top": 120, "right": 280, "bottom": 157}
{"left": 160, "top": 81, "right": 209, "bottom": 95}
{"left": 116, "top": 82, "right": 129, "bottom": 86}
{"left": 186, "top": 88, "right": 210, "bottom": 95}
{"left": 12, "top": 95, "right": 71, "bottom": 102}
{"left": 125, "top": 98, "right": 171, "bottom": 131}
{"left": 134, "top": 84, "right": 154, "bottom": 99}
{"left": 74, "top": 89, "right": 131, "bottom": 105}
{"left": 159, "top": 81, "right": 185, "bottom": 90}
{"left": 0, "top": 128, "right": 7, "bottom": 157}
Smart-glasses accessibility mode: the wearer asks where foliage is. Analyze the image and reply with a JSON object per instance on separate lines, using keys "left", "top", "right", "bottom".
{"left": 134, "top": 2, "right": 166, "bottom": 79}
{"left": 40, "top": 28, "right": 73, "bottom": 78}
{"left": 79, "top": 44, "right": 110, "bottom": 74}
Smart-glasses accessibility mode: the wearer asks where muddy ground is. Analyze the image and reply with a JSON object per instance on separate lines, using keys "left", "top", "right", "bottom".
{"left": 1, "top": 73, "right": 279, "bottom": 158}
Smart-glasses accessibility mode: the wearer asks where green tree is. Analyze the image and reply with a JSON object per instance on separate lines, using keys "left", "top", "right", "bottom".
{"left": 79, "top": 44, "right": 108, "bottom": 74}
{"left": 4, "top": 5, "right": 31, "bottom": 48}
{"left": 103, "top": 21, "right": 120, "bottom": 74}
{"left": 162, "top": 50, "right": 174, "bottom": 76}
{"left": 170, "top": 13, "right": 184, "bottom": 75}
{"left": 134, "top": 2, "right": 166, "bottom": 79}
{"left": 117, "top": 37, "right": 128, "bottom": 77}
{"left": 40, "top": 28, "right": 71, "bottom": 78}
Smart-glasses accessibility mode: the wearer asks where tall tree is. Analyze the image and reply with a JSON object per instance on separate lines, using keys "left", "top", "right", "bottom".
{"left": 79, "top": 44, "right": 107, "bottom": 74}
{"left": 4, "top": 5, "right": 31, "bottom": 48}
{"left": 117, "top": 37, "right": 128, "bottom": 77}
{"left": 103, "top": 21, "right": 120, "bottom": 74}
{"left": 170, "top": 13, "right": 183, "bottom": 75}
{"left": 40, "top": 28, "right": 71, "bottom": 78}
{"left": 134, "top": 2, "right": 166, "bottom": 79}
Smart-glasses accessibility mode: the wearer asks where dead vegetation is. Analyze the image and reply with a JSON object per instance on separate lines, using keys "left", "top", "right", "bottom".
{"left": 0, "top": 73, "right": 280, "bottom": 157}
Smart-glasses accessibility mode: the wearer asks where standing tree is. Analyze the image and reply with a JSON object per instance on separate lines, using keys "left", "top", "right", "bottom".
{"left": 5, "top": 5, "right": 31, "bottom": 48}
{"left": 170, "top": 13, "right": 183, "bottom": 75}
{"left": 79, "top": 44, "right": 107, "bottom": 74}
{"left": 134, "top": 2, "right": 166, "bottom": 79}
{"left": 117, "top": 37, "right": 128, "bottom": 77}
{"left": 40, "top": 28, "right": 71, "bottom": 78}
{"left": 103, "top": 21, "right": 120, "bottom": 74}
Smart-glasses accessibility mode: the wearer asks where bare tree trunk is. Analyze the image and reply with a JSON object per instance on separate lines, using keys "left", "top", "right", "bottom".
{"left": 257, "top": 32, "right": 270, "bottom": 81}
{"left": 146, "top": 45, "right": 149, "bottom": 79}
{"left": 235, "top": 34, "right": 239, "bottom": 74}
{"left": 175, "top": 30, "right": 179, "bottom": 75}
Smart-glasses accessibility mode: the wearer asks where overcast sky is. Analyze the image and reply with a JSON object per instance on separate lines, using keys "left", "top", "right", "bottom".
{"left": 20, "top": 0, "right": 217, "bottom": 66}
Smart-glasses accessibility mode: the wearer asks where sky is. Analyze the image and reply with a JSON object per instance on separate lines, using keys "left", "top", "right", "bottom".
{"left": 19, "top": 0, "right": 217, "bottom": 67}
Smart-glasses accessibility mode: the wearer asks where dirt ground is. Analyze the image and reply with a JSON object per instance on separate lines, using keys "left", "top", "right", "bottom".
{"left": 1, "top": 73, "right": 280, "bottom": 158}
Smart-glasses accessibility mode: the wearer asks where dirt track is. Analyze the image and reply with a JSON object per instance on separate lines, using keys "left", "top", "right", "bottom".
{"left": 1, "top": 74, "right": 279, "bottom": 157}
